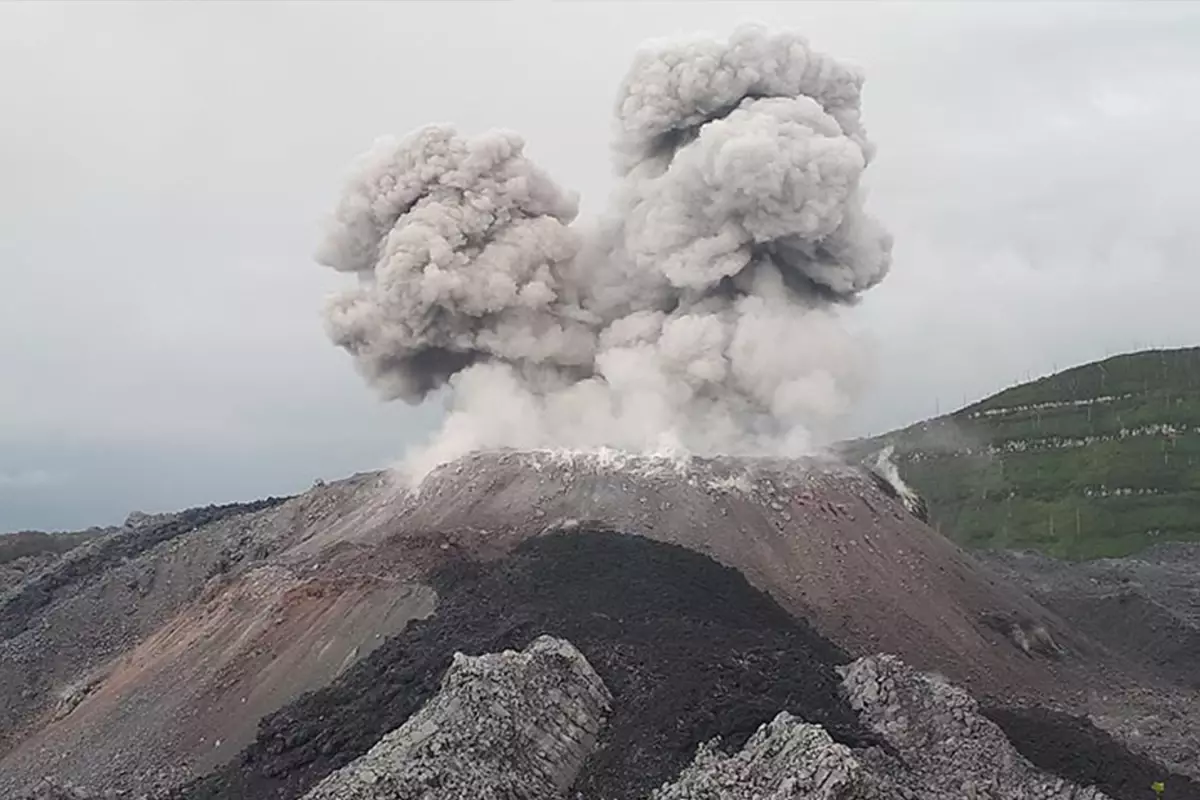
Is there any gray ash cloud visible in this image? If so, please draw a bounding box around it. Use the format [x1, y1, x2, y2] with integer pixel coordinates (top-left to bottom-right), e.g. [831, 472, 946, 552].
[315, 25, 892, 479]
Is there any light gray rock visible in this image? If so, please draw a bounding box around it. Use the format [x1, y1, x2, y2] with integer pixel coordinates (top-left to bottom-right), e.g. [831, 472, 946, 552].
[839, 654, 1109, 799]
[656, 653, 1112, 800]
[301, 635, 611, 800]
[651, 712, 874, 800]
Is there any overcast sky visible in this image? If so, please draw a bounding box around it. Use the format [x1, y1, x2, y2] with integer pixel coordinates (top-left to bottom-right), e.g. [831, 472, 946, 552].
[2, 1, 1198, 532]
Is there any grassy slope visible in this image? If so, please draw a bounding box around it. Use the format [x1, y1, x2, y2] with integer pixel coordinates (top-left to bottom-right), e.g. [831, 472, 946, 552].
[848, 347, 1200, 559]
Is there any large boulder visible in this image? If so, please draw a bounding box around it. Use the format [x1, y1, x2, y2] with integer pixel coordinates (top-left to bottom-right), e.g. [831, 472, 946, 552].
[651, 713, 871, 799]
[301, 636, 611, 800]
[654, 652, 1111, 800]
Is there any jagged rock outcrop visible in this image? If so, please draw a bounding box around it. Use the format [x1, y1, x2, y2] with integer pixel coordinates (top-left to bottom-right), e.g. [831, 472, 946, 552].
[301, 636, 611, 800]
[652, 713, 869, 799]
[20, 777, 170, 800]
[839, 653, 1108, 799]
[7, 455, 1198, 796]
[655, 653, 1111, 800]
[178, 530, 876, 800]
[293, 633, 1118, 800]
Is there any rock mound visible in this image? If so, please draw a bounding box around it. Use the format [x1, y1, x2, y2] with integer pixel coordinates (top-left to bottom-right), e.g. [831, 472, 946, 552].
[654, 653, 1117, 800]
[0, 496, 291, 756]
[392, 450, 1084, 698]
[0, 480, 404, 798]
[302, 636, 610, 800]
[261, 637, 1150, 800]
[6, 452, 1198, 795]
[840, 654, 1108, 799]
[177, 530, 876, 800]
[652, 714, 866, 799]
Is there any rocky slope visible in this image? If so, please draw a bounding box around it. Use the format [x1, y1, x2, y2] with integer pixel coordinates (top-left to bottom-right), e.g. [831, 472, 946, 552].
[658, 651, 1127, 800]
[977, 543, 1200, 774]
[0, 529, 107, 590]
[289, 639, 1133, 800]
[2, 452, 1197, 797]
[178, 529, 880, 800]
[205, 626, 1195, 800]
[301, 636, 611, 800]
[380, 450, 1085, 698]
[980, 544, 1200, 685]
[0, 485, 430, 792]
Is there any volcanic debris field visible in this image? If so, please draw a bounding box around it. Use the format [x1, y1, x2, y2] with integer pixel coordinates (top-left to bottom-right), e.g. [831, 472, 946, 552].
[984, 705, 1199, 800]
[177, 529, 1199, 800]
[178, 530, 875, 800]
[0, 498, 290, 641]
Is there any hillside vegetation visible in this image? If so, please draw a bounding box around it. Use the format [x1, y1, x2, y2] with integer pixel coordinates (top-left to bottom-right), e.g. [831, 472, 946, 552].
[850, 347, 1200, 559]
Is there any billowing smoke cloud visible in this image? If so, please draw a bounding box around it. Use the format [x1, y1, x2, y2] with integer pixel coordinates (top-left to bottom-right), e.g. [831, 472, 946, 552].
[315, 126, 593, 402]
[316, 25, 893, 480]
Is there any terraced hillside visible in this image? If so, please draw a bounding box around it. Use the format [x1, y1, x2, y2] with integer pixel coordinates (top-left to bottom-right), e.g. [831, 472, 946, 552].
[847, 347, 1200, 559]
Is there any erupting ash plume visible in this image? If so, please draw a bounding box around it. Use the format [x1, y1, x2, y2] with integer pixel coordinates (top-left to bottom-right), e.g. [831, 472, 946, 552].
[316, 25, 893, 480]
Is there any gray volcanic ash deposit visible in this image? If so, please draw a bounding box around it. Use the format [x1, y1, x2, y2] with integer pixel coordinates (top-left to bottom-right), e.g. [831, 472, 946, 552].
[4, 453, 1200, 799]
[177, 526, 1197, 800]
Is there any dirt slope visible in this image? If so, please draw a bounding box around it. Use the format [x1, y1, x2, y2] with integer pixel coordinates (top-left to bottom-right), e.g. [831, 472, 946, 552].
[374, 450, 1091, 702]
[0, 477, 434, 796]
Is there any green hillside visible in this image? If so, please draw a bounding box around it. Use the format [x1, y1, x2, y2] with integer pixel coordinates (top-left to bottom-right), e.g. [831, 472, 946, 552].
[849, 347, 1200, 559]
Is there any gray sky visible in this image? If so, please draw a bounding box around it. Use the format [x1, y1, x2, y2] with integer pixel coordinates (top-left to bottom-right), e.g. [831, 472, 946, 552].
[2, 1, 1198, 531]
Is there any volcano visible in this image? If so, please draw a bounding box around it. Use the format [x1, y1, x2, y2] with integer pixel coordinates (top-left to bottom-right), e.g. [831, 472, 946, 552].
[3, 452, 1198, 799]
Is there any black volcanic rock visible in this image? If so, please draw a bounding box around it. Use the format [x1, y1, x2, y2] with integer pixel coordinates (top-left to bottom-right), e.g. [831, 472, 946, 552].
[986, 706, 1200, 800]
[179, 530, 878, 800]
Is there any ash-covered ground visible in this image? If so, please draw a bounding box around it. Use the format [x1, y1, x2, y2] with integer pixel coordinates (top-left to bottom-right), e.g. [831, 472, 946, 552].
[179, 529, 1200, 800]
[178, 530, 878, 800]
[2, 451, 1198, 798]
